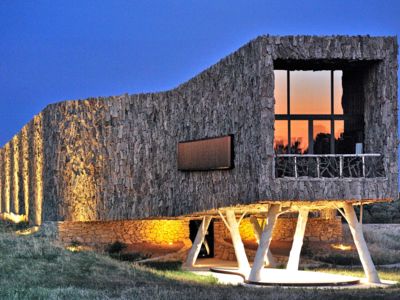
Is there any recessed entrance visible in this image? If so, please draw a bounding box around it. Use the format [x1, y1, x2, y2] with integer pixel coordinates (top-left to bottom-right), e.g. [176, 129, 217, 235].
[189, 219, 214, 258]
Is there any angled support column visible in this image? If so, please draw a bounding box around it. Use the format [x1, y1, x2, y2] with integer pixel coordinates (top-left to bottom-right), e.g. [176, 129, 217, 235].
[249, 216, 277, 267]
[249, 204, 280, 282]
[224, 209, 250, 274]
[183, 216, 212, 268]
[343, 203, 380, 283]
[286, 208, 309, 271]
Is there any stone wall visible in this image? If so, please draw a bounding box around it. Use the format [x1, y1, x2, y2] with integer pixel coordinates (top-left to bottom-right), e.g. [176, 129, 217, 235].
[43, 216, 340, 262]
[0, 36, 397, 224]
[52, 219, 190, 246]
[213, 216, 343, 261]
[35, 37, 265, 222]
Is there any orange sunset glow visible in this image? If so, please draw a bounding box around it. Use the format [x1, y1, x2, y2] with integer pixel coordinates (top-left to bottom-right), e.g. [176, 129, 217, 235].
[275, 70, 343, 115]
[274, 70, 344, 153]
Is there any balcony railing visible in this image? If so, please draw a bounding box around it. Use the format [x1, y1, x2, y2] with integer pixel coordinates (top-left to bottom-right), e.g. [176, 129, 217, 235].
[275, 154, 385, 178]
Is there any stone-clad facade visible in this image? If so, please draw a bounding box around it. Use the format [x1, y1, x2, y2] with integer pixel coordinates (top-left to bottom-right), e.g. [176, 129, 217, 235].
[0, 35, 397, 225]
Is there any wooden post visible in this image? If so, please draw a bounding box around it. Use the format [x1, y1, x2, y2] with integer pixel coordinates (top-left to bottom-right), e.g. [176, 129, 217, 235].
[225, 209, 250, 274]
[249, 204, 280, 282]
[286, 208, 309, 271]
[249, 216, 277, 267]
[183, 216, 212, 268]
[343, 203, 380, 283]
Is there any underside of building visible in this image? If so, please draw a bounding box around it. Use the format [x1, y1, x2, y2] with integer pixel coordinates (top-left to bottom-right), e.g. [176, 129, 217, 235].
[0, 35, 398, 285]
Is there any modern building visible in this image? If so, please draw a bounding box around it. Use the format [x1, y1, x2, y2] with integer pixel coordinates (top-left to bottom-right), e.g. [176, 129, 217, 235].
[0, 35, 397, 284]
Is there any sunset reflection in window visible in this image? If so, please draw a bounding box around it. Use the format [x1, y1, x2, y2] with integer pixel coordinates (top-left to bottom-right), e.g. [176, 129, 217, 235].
[274, 120, 288, 152]
[291, 71, 331, 114]
[274, 70, 344, 154]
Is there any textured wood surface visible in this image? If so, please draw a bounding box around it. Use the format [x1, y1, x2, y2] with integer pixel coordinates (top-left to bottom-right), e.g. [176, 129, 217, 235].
[0, 36, 397, 223]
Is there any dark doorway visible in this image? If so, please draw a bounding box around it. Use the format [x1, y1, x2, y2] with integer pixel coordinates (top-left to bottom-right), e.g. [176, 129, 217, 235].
[189, 219, 214, 258]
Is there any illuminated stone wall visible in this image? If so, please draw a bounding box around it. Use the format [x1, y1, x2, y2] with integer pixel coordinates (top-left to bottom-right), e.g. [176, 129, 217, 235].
[39, 45, 266, 221]
[11, 136, 19, 214]
[0, 36, 397, 223]
[52, 219, 190, 246]
[213, 217, 343, 261]
[21, 126, 29, 218]
[3, 143, 11, 213]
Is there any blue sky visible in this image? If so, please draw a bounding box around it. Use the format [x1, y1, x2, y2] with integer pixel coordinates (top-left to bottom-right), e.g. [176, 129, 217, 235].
[0, 0, 399, 146]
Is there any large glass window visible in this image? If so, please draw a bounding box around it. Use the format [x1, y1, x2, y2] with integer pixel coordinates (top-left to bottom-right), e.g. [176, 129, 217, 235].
[313, 120, 331, 154]
[274, 120, 288, 151]
[291, 71, 331, 114]
[274, 70, 287, 114]
[291, 121, 308, 154]
[274, 70, 347, 154]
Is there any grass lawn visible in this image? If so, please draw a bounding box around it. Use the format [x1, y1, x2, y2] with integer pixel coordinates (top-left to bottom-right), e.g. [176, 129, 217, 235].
[0, 222, 399, 299]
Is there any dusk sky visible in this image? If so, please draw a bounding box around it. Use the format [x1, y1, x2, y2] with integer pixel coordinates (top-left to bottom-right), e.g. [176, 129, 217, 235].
[0, 0, 399, 146]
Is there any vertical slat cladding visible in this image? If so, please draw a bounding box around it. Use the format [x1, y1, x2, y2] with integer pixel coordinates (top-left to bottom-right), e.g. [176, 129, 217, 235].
[33, 114, 44, 225]
[11, 135, 19, 214]
[28, 119, 36, 225]
[3, 147, 6, 213]
[3, 151, 6, 214]
[0, 148, 3, 212]
[22, 126, 30, 218]
[4, 143, 11, 213]
[17, 134, 23, 215]
[2, 147, 6, 213]
[8, 141, 13, 213]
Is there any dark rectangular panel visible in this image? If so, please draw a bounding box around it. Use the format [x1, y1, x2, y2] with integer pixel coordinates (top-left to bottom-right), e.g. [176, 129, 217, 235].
[178, 135, 234, 171]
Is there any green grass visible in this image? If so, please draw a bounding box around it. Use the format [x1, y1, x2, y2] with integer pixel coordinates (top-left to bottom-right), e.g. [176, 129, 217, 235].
[0, 222, 399, 299]
[313, 268, 400, 283]
[304, 224, 400, 266]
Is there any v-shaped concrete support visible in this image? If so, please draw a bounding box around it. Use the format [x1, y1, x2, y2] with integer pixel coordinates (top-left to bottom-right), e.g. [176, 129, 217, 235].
[343, 203, 380, 283]
[224, 209, 250, 274]
[249, 216, 277, 267]
[249, 204, 280, 282]
[287, 208, 309, 271]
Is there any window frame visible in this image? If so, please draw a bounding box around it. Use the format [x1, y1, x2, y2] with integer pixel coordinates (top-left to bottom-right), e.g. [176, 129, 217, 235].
[275, 70, 359, 154]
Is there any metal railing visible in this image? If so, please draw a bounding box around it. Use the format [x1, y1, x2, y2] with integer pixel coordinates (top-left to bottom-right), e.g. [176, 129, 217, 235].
[275, 154, 385, 178]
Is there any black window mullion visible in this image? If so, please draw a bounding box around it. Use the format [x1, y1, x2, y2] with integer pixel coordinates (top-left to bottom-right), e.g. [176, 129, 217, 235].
[330, 70, 335, 154]
[287, 70, 291, 154]
[308, 120, 314, 154]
